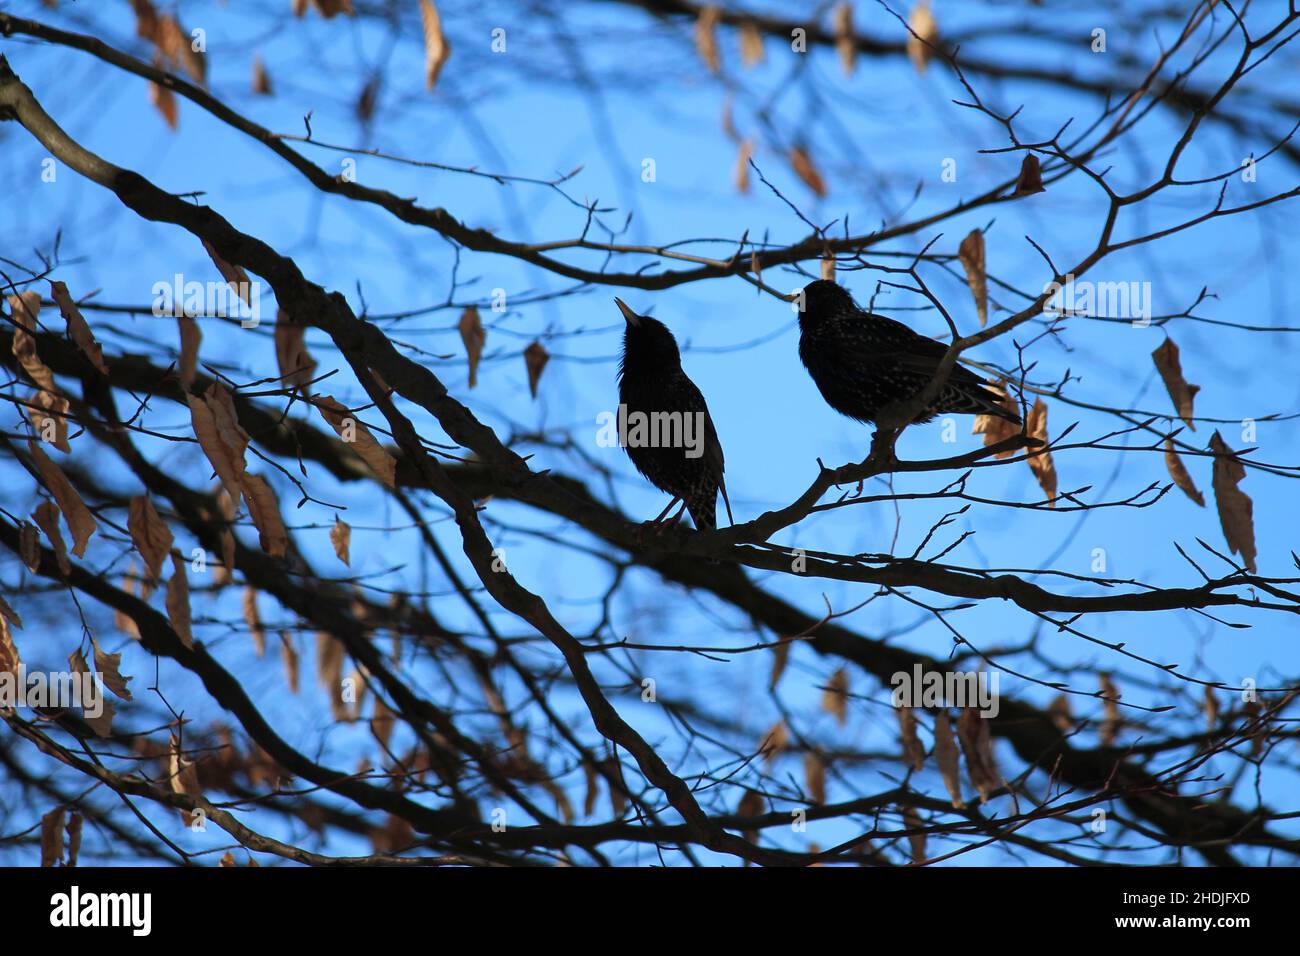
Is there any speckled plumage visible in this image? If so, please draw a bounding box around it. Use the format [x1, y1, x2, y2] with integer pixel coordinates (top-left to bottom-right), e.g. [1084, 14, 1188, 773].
[616, 299, 729, 531]
[797, 280, 1022, 427]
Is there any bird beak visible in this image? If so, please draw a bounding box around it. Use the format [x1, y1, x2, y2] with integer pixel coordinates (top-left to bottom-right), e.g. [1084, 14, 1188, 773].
[614, 298, 640, 327]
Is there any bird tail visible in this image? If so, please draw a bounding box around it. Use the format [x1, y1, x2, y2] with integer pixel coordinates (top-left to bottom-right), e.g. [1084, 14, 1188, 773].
[969, 383, 1023, 426]
[719, 477, 734, 527]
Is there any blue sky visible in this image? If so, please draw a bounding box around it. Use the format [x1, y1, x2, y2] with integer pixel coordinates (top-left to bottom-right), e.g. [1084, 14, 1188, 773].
[2, 0, 1297, 864]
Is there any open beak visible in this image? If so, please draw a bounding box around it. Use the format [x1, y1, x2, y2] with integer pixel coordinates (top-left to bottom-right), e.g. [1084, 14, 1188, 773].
[614, 298, 640, 326]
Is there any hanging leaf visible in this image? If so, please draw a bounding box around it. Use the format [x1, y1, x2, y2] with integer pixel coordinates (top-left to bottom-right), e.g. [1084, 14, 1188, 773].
[895, 705, 925, 771]
[789, 146, 827, 197]
[274, 309, 317, 393]
[0, 606, 20, 678]
[240, 473, 289, 558]
[956, 707, 1002, 803]
[523, 340, 549, 399]
[932, 710, 964, 808]
[49, 281, 108, 374]
[149, 75, 179, 129]
[69, 650, 114, 736]
[242, 587, 266, 658]
[458, 306, 486, 388]
[200, 239, 251, 306]
[280, 631, 300, 693]
[1151, 337, 1200, 430]
[330, 516, 352, 566]
[1025, 398, 1057, 505]
[902, 806, 926, 862]
[821, 667, 849, 726]
[1014, 154, 1046, 196]
[315, 395, 398, 487]
[739, 21, 765, 66]
[804, 751, 827, 804]
[958, 229, 988, 327]
[40, 807, 65, 867]
[1208, 431, 1257, 572]
[971, 382, 1020, 456]
[419, 0, 452, 90]
[166, 552, 194, 648]
[127, 495, 173, 584]
[251, 54, 273, 95]
[833, 3, 857, 75]
[1099, 673, 1121, 746]
[29, 442, 96, 556]
[168, 735, 202, 826]
[1163, 439, 1205, 506]
[769, 637, 792, 690]
[187, 386, 249, 504]
[694, 5, 722, 74]
[177, 314, 201, 392]
[734, 138, 753, 193]
[760, 720, 788, 765]
[820, 254, 836, 282]
[31, 501, 70, 576]
[19, 522, 40, 574]
[1048, 693, 1073, 732]
[92, 638, 134, 701]
[906, 0, 938, 74]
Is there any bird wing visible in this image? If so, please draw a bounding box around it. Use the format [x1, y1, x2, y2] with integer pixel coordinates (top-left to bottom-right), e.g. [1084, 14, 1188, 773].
[843, 313, 991, 387]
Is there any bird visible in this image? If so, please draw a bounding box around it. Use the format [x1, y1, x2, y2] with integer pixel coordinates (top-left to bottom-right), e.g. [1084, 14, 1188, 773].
[796, 279, 1022, 429]
[615, 298, 731, 531]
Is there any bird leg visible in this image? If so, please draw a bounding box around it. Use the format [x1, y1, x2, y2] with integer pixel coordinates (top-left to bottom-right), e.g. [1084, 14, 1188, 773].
[636, 498, 685, 543]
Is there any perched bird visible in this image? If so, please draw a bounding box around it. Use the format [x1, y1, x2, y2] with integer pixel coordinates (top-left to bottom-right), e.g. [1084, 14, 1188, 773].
[796, 280, 1022, 428]
[615, 298, 731, 531]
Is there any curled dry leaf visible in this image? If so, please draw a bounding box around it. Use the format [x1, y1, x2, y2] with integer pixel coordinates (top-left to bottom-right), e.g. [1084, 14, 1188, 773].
[166, 552, 194, 648]
[251, 54, 272, 95]
[149, 76, 179, 129]
[1014, 154, 1046, 196]
[69, 650, 114, 737]
[1208, 431, 1257, 572]
[66, 813, 82, 867]
[92, 638, 134, 701]
[736, 788, 764, 843]
[1151, 337, 1200, 430]
[29, 442, 96, 556]
[956, 707, 1002, 803]
[458, 306, 486, 388]
[32, 501, 71, 576]
[903, 806, 926, 863]
[1025, 398, 1057, 505]
[315, 395, 398, 487]
[0, 608, 20, 678]
[822, 667, 849, 726]
[932, 710, 964, 808]
[169, 735, 202, 826]
[906, 0, 938, 74]
[187, 385, 248, 503]
[1204, 685, 1220, 732]
[769, 637, 792, 690]
[371, 696, 396, 750]
[958, 229, 988, 327]
[971, 382, 1016, 454]
[895, 705, 925, 771]
[739, 20, 765, 66]
[19, 521, 41, 574]
[200, 239, 251, 305]
[789, 145, 827, 197]
[114, 567, 141, 641]
[49, 281, 108, 374]
[177, 314, 201, 391]
[523, 340, 549, 399]
[240, 472, 289, 558]
[274, 309, 317, 393]
[820, 254, 836, 282]
[804, 750, 827, 804]
[156, 14, 205, 86]
[242, 587, 266, 658]
[1162, 439, 1205, 506]
[734, 138, 753, 193]
[280, 631, 300, 694]
[760, 720, 789, 764]
[0, 595, 21, 631]
[1048, 693, 1073, 732]
[694, 5, 722, 74]
[10, 291, 70, 451]
[419, 0, 451, 90]
[1099, 673, 1121, 746]
[128, 495, 173, 583]
[330, 516, 352, 567]
[833, 3, 856, 75]
[317, 631, 348, 721]
[40, 807, 65, 867]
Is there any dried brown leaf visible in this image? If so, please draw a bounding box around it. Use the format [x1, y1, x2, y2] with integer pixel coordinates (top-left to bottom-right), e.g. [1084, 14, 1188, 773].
[29, 442, 96, 556]
[419, 0, 451, 90]
[1025, 398, 1057, 505]
[906, 0, 938, 74]
[251, 54, 272, 95]
[822, 667, 849, 726]
[1014, 154, 1046, 196]
[40, 807, 65, 867]
[694, 5, 722, 74]
[330, 516, 351, 567]
[128, 495, 173, 583]
[523, 340, 549, 399]
[833, 3, 856, 75]
[240, 472, 289, 558]
[315, 395, 398, 488]
[92, 637, 134, 701]
[274, 309, 317, 392]
[242, 587, 266, 658]
[1152, 337, 1200, 430]
[957, 229, 988, 327]
[166, 552, 194, 648]
[932, 710, 964, 808]
[895, 705, 925, 771]
[458, 306, 486, 389]
[739, 21, 765, 66]
[49, 280, 108, 374]
[1163, 438, 1205, 507]
[789, 145, 827, 197]
[1209, 431, 1257, 572]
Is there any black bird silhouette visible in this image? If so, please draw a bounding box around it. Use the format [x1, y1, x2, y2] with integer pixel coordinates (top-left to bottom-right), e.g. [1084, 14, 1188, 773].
[616, 298, 731, 531]
[797, 280, 1022, 428]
